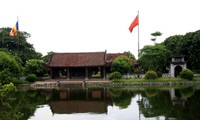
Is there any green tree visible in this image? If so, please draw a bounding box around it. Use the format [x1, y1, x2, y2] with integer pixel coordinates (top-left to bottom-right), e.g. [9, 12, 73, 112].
[180, 30, 200, 70]
[42, 51, 53, 62]
[0, 28, 42, 66]
[0, 51, 22, 83]
[126, 51, 136, 60]
[162, 35, 184, 55]
[111, 56, 132, 74]
[24, 59, 46, 77]
[162, 30, 200, 71]
[151, 31, 162, 44]
[138, 44, 170, 72]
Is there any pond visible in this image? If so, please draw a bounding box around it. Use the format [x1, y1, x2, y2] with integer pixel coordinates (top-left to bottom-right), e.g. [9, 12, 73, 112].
[3, 86, 200, 120]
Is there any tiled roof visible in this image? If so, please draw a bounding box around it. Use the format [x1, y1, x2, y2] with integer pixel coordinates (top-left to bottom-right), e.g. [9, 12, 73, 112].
[106, 53, 129, 62]
[48, 52, 105, 67]
[105, 53, 130, 66]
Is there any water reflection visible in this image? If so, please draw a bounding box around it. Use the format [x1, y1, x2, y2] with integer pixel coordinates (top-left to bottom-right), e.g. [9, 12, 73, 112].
[48, 88, 112, 114]
[5, 86, 200, 120]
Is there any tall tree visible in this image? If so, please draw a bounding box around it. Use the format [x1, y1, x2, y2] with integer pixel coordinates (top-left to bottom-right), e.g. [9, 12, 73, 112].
[151, 31, 162, 44]
[162, 30, 200, 71]
[0, 51, 22, 83]
[162, 35, 184, 55]
[0, 28, 42, 65]
[111, 56, 132, 74]
[180, 30, 200, 70]
[24, 59, 46, 77]
[137, 44, 170, 72]
[42, 51, 53, 63]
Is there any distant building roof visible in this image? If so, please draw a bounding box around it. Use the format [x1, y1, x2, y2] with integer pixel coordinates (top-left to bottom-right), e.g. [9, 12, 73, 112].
[106, 53, 129, 62]
[48, 52, 105, 67]
[105, 53, 130, 66]
[47, 51, 137, 67]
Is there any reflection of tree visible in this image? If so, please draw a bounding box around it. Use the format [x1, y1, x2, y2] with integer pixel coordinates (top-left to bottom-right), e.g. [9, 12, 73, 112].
[0, 86, 47, 120]
[0, 83, 22, 120]
[139, 88, 200, 120]
[180, 87, 194, 98]
[139, 90, 173, 118]
[111, 89, 135, 109]
[145, 88, 158, 97]
[12, 90, 46, 120]
[173, 89, 200, 120]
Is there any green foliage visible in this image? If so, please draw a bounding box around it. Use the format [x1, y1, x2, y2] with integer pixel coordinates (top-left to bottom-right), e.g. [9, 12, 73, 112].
[163, 35, 184, 55]
[180, 69, 193, 80]
[145, 88, 158, 97]
[151, 31, 162, 43]
[111, 56, 132, 74]
[163, 30, 200, 70]
[126, 51, 136, 60]
[145, 71, 158, 80]
[0, 84, 46, 120]
[180, 87, 194, 98]
[109, 72, 122, 80]
[111, 89, 133, 109]
[138, 44, 170, 71]
[42, 51, 53, 62]
[156, 71, 162, 78]
[0, 83, 23, 120]
[0, 28, 42, 66]
[0, 51, 22, 80]
[0, 69, 14, 85]
[25, 74, 37, 82]
[24, 59, 46, 77]
[151, 31, 162, 37]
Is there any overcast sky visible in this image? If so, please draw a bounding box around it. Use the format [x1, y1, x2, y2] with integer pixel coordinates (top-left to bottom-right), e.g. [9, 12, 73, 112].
[1, 0, 200, 58]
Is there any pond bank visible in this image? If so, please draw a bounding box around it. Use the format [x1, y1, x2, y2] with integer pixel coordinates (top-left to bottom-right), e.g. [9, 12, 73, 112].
[16, 79, 200, 88]
[86, 81, 200, 87]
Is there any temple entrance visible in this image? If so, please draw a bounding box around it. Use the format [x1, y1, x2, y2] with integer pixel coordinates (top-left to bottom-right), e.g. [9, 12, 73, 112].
[174, 66, 182, 77]
[169, 55, 186, 78]
[70, 67, 85, 79]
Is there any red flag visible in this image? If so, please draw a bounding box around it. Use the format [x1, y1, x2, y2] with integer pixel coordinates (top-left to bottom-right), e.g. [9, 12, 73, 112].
[129, 15, 138, 32]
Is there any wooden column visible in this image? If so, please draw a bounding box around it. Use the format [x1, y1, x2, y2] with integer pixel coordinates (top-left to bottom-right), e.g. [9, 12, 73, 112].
[103, 66, 106, 79]
[85, 67, 88, 80]
[67, 68, 70, 80]
[50, 68, 53, 79]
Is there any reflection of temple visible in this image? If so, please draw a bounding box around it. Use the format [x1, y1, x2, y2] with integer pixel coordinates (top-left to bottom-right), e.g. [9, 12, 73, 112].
[48, 88, 112, 114]
[169, 89, 187, 106]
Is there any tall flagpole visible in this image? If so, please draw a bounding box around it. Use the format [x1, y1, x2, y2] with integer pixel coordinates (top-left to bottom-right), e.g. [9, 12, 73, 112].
[137, 11, 140, 59]
[17, 16, 19, 30]
[17, 16, 19, 55]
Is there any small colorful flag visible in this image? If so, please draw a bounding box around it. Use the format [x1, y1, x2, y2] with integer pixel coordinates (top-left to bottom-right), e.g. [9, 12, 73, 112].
[129, 15, 138, 32]
[10, 21, 19, 36]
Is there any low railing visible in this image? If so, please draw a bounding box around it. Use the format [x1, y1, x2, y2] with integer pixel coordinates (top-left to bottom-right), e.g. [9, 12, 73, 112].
[123, 73, 171, 79]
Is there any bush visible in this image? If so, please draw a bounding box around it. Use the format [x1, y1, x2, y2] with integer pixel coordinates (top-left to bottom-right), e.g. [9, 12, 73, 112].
[24, 59, 46, 77]
[25, 74, 37, 82]
[145, 71, 157, 80]
[109, 72, 122, 80]
[180, 69, 193, 80]
[0, 69, 14, 85]
[156, 71, 162, 78]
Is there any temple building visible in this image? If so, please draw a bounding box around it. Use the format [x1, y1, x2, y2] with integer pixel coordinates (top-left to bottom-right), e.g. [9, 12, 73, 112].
[47, 51, 136, 80]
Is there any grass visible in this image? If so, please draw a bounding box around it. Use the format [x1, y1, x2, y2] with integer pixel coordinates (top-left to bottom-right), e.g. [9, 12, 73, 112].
[12, 79, 29, 84]
[112, 77, 200, 83]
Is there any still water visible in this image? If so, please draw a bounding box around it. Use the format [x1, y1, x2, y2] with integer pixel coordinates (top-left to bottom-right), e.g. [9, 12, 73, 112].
[6, 86, 200, 120]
